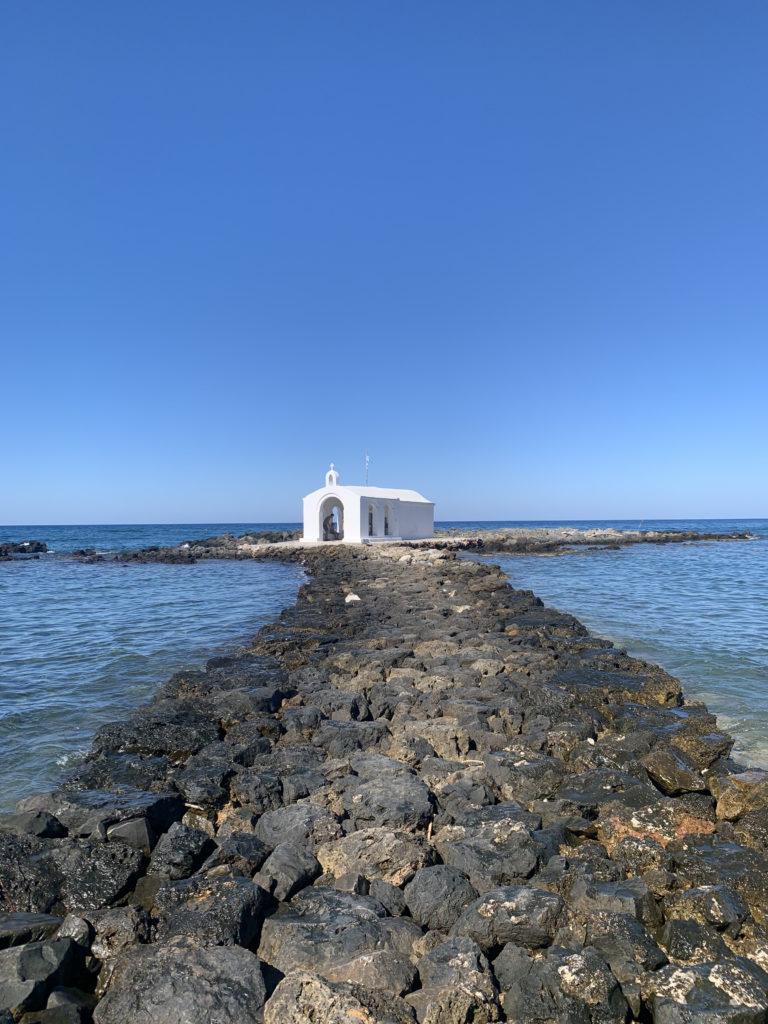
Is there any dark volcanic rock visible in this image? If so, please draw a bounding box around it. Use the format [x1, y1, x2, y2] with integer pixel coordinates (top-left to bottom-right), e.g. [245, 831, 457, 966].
[664, 884, 749, 935]
[642, 748, 708, 795]
[667, 835, 768, 916]
[408, 936, 500, 1023]
[148, 821, 215, 879]
[229, 769, 283, 813]
[154, 876, 270, 947]
[658, 917, 730, 964]
[253, 842, 321, 901]
[60, 753, 179, 795]
[403, 865, 478, 932]
[14, 788, 183, 845]
[368, 879, 406, 917]
[496, 944, 629, 1024]
[0, 835, 144, 916]
[0, 939, 78, 1019]
[0, 836, 63, 915]
[48, 840, 146, 914]
[264, 970, 416, 1024]
[0, 540, 47, 555]
[642, 961, 768, 1023]
[90, 705, 221, 760]
[316, 827, 437, 886]
[433, 819, 543, 893]
[339, 755, 435, 831]
[0, 811, 66, 839]
[199, 833, 269, 876]
[257, 888, 420, 979]
[324, 949, 418, 997]
[253, 802, 341, 851]
[452, 886, 565, 954]
[88, 906, 151, 963]
[710, 768, 768, 820]
[312, 719, 391, 757]
[92, 937, 267, 1023]
[0, 914, 63, 951]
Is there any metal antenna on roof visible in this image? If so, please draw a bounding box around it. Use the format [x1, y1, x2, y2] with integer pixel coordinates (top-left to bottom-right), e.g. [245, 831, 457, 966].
[365, 452, 370, 486]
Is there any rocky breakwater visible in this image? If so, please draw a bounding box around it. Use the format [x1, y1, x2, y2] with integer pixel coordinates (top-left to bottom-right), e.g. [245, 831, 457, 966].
[98, 525, 753, 564]
[0, 541, 47, 562]
[79, 529, 302, 564]
[2, 544, 768, 1023]
[433, 526, 753, 554]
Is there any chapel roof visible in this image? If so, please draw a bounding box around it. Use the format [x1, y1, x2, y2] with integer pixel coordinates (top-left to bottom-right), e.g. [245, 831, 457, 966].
[337, 484, 433, 503]
[304, 464, 432, 504]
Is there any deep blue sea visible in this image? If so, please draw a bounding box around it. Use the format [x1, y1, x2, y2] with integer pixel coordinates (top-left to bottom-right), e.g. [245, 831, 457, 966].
[0, 519, 765, 811]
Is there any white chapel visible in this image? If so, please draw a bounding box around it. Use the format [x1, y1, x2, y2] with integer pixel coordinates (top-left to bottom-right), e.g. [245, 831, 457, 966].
[302, 464, 434, 543]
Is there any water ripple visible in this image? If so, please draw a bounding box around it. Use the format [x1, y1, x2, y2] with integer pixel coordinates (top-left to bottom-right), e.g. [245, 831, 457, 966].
[0, 557, 305, 810]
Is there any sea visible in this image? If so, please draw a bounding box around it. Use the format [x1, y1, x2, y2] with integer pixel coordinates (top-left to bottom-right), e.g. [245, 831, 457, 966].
[0, 519, 765, 812]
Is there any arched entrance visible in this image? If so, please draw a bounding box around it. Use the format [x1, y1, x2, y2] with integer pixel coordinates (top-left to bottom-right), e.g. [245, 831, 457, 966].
[319, 494, 344, 541]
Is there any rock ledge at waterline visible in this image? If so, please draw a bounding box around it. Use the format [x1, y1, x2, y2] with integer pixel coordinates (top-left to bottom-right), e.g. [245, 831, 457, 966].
[2, 537, 767, 1024]
[74, 523, 751, 563]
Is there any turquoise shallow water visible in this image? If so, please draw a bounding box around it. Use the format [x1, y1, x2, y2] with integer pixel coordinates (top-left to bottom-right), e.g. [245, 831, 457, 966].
[0, 548, 305, 811]
[0, 519, 765, 811]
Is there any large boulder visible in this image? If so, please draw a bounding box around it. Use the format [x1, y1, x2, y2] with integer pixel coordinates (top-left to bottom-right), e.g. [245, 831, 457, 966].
[92, 937, 267, 1023]
[199, 833, 269, 876]
[253, 842, 321, 901]
[254, 803, 341, 851]
[323, 950, 418, 997]
[14, 789, 183, 846]
[263, 970, 416, 1024]
[403, 866, 478, 932]
[496, 944, 629, 1024]
[710, 770, 768, 821]
[148, 821, 215, 879]
[90, 704, 221, 760]
[642, 961, 768, 1024]
[0, 939, 79, 1019]
[667, 836, 768, 920]
[1, 836, 145, 916]
[0, 836, 63, 914]
[451, 886, 564, 954]
[407, 936, 501, 1024]
[664, 886, 749, 936]
[47, 840, 146, 914]
[154, 877, 270, 947]
[316, 827, 437, 886]
[433, 820, 543, 893]
[339, 756, 435, 832]
[642, 748, 708, 796]
[229, 770, 283, 814]
[258, 888, 420, 980]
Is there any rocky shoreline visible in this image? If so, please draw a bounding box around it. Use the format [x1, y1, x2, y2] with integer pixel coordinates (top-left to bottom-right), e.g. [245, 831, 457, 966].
[2, 541, 768, 1022]
[0, 541, 47, 561]
[62, 525, 752, 564]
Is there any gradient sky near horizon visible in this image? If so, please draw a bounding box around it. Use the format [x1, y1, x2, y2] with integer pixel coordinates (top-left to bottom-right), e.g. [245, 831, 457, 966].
[2, 2, 767, 524]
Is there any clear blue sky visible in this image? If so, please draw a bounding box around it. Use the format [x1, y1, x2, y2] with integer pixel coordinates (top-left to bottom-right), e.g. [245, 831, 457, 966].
[2, 2, 766, 523]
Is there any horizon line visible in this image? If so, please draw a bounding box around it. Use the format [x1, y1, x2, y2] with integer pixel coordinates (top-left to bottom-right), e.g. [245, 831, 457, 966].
[1, 516, 765, 529]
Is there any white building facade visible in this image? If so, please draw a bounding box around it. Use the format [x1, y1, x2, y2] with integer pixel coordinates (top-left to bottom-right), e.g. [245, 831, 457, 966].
[302, 464, 434, 544]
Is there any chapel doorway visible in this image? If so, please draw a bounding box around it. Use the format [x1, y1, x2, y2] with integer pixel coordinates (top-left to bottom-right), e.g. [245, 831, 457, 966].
[319, 495, 344, 541]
